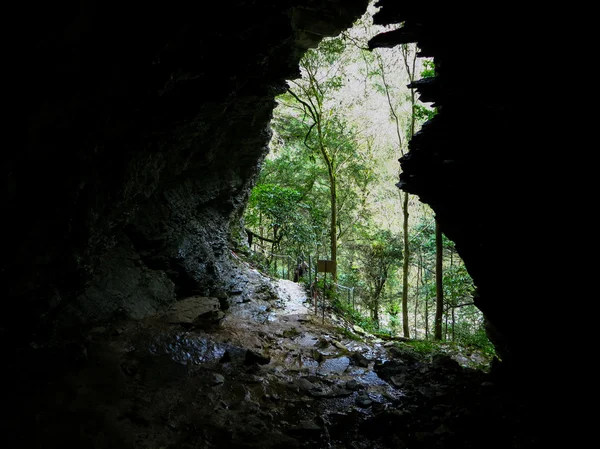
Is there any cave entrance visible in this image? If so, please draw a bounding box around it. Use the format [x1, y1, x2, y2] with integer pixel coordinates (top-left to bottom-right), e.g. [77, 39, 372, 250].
[241, 3, 491, 358]
[12, 1, 551, 447]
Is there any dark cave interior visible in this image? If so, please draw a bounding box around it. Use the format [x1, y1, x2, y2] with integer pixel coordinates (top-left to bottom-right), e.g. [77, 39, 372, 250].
[10, 1, 571, 447]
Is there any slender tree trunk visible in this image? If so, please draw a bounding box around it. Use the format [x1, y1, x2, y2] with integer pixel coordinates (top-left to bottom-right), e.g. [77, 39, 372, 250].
[330, 173, 338, 282]
[399, 44, 418, 339]
[402, 192, 410, 338]
[373, 51, 409, 334]
[286, 81, 338, 282]
[425, 295, 429, 339]
[318, 114, 337, 282]
[272, 235, 277, 277]
[258, 211, 263, 253]
[434, 218, 444, 340]
[451, 307, 455, 341]
[444, 310, 448, 341]
[371, 278, 385, 329]
[414, 250, 420, 339]
[423, 247, 429, 339]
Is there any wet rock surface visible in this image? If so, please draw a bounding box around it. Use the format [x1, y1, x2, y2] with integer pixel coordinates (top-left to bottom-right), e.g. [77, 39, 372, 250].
[5, 274, 542, 448]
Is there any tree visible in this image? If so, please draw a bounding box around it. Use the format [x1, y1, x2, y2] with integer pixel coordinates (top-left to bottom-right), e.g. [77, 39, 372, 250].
[353, 229, 403, 327]
[410, 58, 444, 341]
[282, 36, 362, 281]
[434, 218, 444, 340]
[442, 262, 475, 341]
[367, 42, 419, 338]
[244, 183, 315, 273]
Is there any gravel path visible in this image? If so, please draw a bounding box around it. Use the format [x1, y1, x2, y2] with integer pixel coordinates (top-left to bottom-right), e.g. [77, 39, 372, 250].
[274, 279, 311, 316]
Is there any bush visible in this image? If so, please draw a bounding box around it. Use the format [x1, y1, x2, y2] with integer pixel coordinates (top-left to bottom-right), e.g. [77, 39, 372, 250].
[331, 297, 380, 334]
[453, 322, 496, 358]
[402, 339, 442, 356]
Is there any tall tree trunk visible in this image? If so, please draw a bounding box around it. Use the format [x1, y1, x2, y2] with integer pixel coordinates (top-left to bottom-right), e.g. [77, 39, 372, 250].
[399, 44, 417, 339]
[316, 98, 337, 282]
[422, 244, 429, 339]
[444, 310, 449, 341]
[451, 307, 455, 341]
[402, 191, 410, 337]
[286, 81, 338, 282]
[330, 174, 338, 282]
[434, 218, 444, 340]
[373, 51, 409, 333]
[414, 250, 421, 339]
[425, 295, 429, 339]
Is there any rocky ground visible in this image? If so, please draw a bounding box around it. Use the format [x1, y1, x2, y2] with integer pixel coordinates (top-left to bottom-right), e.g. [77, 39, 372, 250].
[4, 267, 543, 449]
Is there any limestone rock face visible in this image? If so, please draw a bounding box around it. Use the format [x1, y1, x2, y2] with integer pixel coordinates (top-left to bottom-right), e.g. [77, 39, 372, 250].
[11, 0, 368, 338]
[162, 296, 223, 326]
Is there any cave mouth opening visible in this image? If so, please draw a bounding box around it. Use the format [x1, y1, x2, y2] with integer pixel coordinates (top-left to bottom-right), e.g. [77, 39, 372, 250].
[241, 3, 493, 367]
[9, 1, 557, 447]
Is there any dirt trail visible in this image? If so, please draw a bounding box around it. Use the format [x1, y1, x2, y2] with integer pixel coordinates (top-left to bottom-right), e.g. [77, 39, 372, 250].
[273, 279, 311, 316]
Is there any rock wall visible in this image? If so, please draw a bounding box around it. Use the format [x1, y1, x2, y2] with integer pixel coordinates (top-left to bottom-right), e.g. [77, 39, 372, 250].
[11, 0, 368, 342]
[368, 1, 562, 384]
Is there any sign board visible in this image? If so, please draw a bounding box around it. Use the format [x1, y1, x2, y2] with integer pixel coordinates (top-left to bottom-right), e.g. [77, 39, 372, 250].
[317, 259, 336, 273]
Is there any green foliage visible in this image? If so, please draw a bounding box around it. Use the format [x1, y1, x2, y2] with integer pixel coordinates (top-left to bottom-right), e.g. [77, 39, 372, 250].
[295, 36, 348, 104]
[386, 301, 401, 316]
[414, 59, 436, 122]
[409, 218, 436, 255]
[241, 17, 491, 360]
[344, 228, 403, 326]
[410, 218, 460, 260]
[452, 322, 496, 359]
[304, 36, 346, 67]
[400, 339, 441, 356]
[414, 104, 436, 122]
[331, 297, 379, 334]
[395, 338, 494, 371]
[443, 264, 474, 305]
[372, 328, 393, 338]
[245, 183, 318, 255]
[335, 326, 362, 341]
[420, 59, 436, 78]
[246, 183, 302, 225]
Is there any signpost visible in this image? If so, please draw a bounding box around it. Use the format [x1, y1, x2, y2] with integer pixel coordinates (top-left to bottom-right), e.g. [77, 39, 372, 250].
[317, 260, 336, 274]
[316, 260, 335, 323]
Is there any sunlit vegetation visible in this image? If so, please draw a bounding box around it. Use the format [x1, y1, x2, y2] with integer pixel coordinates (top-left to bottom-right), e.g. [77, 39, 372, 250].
[241, 3, 494, 360]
